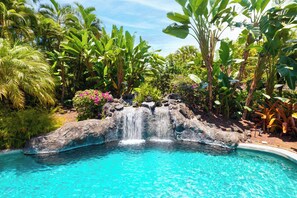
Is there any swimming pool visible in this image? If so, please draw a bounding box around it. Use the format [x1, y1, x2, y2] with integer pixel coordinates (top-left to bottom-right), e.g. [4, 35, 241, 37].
[1, 143, 296, 197]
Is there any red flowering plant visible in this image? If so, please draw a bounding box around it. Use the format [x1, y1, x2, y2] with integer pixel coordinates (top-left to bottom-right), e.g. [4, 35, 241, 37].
[73, 89, 113, 120]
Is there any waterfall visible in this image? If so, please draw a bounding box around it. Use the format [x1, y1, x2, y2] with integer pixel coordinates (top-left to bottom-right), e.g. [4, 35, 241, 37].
[149, 107, 173, 143]
[120, 107, 145, 145]
[118, 106, 173, 145]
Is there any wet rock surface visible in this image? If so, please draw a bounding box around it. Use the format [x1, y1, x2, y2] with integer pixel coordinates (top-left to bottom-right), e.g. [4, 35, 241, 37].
[24, 100, 247, 154]
[23, 118, 118, 154]
[141, 102, 156, 111]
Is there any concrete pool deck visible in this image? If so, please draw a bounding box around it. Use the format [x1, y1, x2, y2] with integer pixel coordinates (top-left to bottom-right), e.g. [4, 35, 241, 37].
[238, 143, 297, 164]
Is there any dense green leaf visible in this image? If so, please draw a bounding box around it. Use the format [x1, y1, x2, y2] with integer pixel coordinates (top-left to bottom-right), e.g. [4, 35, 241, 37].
[219, 40, 231, 66]
[188, 74, 202, 84]
[189, 0, 203, 13]
[105, 39, 113, 51]
[277, 55, 297, 90]
[167, 12, 190, 24]
[175, 0, 188, 7]
[163, 23, 189, 39]
[125, 31, 134, 53]
[218, 0, 229, 12]
[261, 0, 270, 11]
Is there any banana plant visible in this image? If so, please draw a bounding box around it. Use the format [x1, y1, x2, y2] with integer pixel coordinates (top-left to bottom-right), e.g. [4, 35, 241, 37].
[163, 0, 237, 111]
[242, 2, 297, 119]
[61, 30, 95, 91]
[233, 0, 271, 84]
[92, 26, 161, 98]
[0, 0, 34, 42]
[47, 50, 71, 103]
[71, 3, 101, 38]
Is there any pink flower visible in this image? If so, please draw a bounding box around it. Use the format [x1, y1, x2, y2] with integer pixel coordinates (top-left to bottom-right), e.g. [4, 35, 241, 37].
[107, 95, 113, 102]
[191, 84, 198, 89]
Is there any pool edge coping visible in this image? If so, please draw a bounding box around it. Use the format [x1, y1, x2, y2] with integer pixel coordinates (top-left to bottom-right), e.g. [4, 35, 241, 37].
[238, 143, 297, 164]
[1, 144, 297, 165]
[0, 149, 22, 156]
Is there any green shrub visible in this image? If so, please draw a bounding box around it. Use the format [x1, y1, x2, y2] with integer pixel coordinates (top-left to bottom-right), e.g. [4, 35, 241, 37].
[134, 83, 162, 103]
[170, 75, 207, 111]
[0, 108, 60, 149]
[73, 90, 113, 121]
[283, 91, 297, 104]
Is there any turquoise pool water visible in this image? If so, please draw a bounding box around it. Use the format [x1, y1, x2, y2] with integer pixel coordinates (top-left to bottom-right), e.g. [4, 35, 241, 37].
[0, 143, 296, 197]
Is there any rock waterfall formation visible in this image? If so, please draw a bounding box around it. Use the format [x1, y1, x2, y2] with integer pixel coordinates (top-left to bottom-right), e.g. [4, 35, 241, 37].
[120, 107, 145, 144]
[23, 99, 247, 154]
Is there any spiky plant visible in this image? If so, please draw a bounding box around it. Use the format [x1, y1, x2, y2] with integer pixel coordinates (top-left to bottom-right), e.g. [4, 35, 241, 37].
[0, 39, 55, 108]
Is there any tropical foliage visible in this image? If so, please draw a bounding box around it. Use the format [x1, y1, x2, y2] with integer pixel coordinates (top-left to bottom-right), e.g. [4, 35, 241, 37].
[0, 39, 55, 108]
[0, 107, 61, 149]
[0, 0, 296, 149]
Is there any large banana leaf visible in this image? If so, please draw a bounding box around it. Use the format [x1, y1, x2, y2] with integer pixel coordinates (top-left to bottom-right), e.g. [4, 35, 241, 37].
[163, 23, 189, 39]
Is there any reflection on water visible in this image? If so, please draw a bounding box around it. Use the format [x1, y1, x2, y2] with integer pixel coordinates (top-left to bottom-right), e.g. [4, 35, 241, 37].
[1, 141, 296, 176]
[0, 141, 233, 171]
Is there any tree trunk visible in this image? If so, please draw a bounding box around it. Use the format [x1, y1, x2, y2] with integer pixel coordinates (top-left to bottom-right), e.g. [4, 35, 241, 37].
[242, 54, 266, 119]
[61, 64, 66, 104]
[207, 32, 216, 111]
[206, 59, 213, 111]
[235, 33, 254, 88]
[265, 56, 277, 97]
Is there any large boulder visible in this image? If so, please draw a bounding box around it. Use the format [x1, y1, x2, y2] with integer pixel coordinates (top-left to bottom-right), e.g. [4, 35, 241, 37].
[169, 104, 246, 147]
[23, 118, 118, 154]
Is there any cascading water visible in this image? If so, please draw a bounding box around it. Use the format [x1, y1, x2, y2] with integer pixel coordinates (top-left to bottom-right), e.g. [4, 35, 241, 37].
[148, 107, 173, 143]
[118, 106, 173, 145]
[120, 107, 145, 145]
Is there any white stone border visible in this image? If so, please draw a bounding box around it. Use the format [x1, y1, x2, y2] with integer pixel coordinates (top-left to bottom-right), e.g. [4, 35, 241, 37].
[0, 149, 21, 156]
[238, 143, 297, 164]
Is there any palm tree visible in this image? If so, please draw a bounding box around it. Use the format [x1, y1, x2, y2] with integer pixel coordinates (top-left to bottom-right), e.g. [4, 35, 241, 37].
[72, 3, 101, 38]
[0, 39, 55, 108]
[38, 0, 73, 50]
[0, 0, 34, 42]
[39, 0, 73, 28]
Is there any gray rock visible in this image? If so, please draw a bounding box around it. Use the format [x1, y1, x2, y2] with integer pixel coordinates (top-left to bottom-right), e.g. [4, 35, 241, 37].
[162, 99, 168, 103]
[246, 130, 252, 137]
[145, 96, 153, 102]
[169, 105, 178, 110]
[156, 101, 162, 107]
[23, 118, 117, 154]
[167, 93, 180, 100]
[24, 100, 247, 154]
[102, 103, 115, 117]
[168, 99, 177, 105]
[226, 128, 232, 132]
[115, 104, 124, 111]
[235, 128, 243, 133]
[179, 103, 195, 119]
[142, 102, 156, 111]
[132, 102, 138, 107]
[112, 99, 121, 103]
